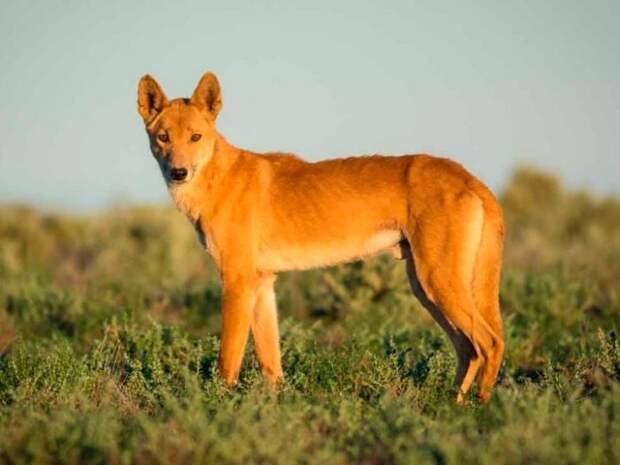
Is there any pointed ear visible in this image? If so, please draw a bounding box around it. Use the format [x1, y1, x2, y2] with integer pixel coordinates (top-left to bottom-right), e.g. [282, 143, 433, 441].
[191, 72, 222, 118]
[137, 74, 168, 123]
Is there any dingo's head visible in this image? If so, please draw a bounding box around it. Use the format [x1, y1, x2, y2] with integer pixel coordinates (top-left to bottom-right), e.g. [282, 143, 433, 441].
[137, 72, 222, 186]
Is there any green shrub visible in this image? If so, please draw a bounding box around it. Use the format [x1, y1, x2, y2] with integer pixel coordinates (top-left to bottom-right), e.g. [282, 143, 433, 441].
[0, 167, 618, 464]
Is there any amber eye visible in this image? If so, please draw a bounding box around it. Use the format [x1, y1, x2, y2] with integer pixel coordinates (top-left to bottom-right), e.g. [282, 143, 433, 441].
[157, 132, 169, 143]
[191, 133, 202, 142]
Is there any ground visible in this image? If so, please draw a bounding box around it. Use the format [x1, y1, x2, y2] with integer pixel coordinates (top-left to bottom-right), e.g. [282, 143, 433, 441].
[0, 167, 618, 465]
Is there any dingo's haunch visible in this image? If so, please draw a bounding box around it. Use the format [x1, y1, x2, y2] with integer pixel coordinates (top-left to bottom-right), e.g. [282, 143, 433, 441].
[137, 72, 505, 402]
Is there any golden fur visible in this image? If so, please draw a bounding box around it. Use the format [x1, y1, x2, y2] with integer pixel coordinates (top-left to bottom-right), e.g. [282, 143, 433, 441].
[137, 72, 505, 402]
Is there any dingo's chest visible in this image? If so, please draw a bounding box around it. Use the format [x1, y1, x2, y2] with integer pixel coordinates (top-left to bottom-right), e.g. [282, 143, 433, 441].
[193, 217, 219, 259]
[194, 219, 208, 250]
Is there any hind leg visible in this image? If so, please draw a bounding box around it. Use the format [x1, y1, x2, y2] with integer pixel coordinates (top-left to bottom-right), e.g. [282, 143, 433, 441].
[472, 225, 505, 401]
[475, 300, 503, 402]
[405, 192, 502, 402]
[405, 254, 481, 402]
[424, 275, 499, 402]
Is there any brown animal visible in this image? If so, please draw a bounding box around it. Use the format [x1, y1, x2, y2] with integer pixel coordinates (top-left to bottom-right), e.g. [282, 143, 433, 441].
[137, 72, 505, 402]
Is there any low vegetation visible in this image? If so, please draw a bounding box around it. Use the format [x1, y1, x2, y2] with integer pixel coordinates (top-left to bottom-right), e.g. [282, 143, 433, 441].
[0, 166, 619, 464]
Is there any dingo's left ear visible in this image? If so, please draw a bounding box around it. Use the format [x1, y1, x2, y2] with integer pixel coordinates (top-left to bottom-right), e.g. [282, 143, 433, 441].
[191, 72, 222, 119]
[137, 75, 168, 123]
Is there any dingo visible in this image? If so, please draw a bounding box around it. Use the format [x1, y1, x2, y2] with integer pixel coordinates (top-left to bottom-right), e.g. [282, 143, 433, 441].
[137, 72, 504, 402]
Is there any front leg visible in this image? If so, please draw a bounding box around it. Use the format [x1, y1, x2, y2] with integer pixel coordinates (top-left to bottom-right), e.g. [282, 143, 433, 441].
[251, 273, 283, 386]
[218, 274, 258, 386]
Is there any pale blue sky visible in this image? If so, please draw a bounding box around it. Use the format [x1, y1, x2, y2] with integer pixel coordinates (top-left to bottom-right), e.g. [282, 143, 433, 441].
[1, 0, 618, 211]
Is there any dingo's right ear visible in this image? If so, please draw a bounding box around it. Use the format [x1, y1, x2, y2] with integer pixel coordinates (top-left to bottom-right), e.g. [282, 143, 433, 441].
[137, 75, 169, 123]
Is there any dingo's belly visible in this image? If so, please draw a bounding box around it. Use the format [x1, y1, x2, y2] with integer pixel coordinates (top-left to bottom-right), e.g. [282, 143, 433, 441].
[256, 229, 403, 271]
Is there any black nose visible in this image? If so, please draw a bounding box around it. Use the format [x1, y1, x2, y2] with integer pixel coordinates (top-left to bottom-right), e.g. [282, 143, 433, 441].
[170, 167, 188, 181]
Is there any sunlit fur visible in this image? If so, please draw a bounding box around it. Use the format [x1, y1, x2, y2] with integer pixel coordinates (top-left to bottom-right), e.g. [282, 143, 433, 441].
[137, 72, 505, 402]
